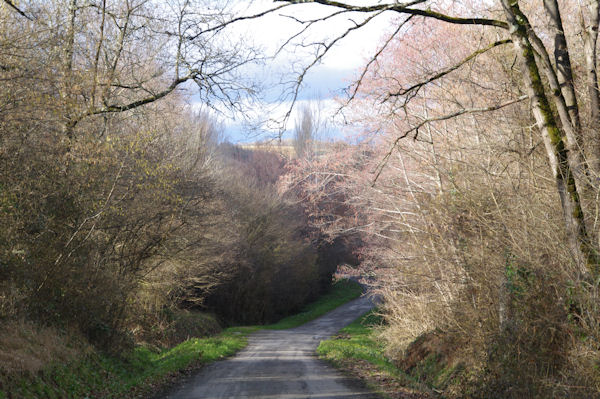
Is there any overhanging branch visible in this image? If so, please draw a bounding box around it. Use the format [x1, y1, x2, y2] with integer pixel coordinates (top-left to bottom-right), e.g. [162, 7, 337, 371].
[3, 0, 33, 20]
[188, 3, 293, 39]
[275, 0, 508, 29]
[71, 74, 193, 128]
[277, 9, 386, 138]
[346, 15, 415, 104]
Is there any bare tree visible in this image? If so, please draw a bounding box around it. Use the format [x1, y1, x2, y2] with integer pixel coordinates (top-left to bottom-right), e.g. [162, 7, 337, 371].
[293, 104, 315, 158]
[4, 0, 264, 138]
[271, 0, 600, 275]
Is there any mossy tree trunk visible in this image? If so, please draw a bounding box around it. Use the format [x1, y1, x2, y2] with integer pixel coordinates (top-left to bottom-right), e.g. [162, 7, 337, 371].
[581, 0, 600, 173]
[543, 0, 581, 134]
[542, 0, 590, 185]
[501, 0, 599, 276]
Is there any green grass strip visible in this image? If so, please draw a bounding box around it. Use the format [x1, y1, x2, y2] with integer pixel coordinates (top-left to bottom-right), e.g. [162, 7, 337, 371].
[317, 310, 425, 397]
[317, 310, 395, 372]
[264, 279, 363, 330]
[225, 279, 363, 334]
[0, 279, 363, 399]
[0, 331, 247, 399]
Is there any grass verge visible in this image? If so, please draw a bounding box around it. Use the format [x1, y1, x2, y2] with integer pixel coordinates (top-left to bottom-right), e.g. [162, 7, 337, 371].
[264, 279, 363, 330]
[0, 279, 363, 399]
[0, 331, 246, 399]
[317, 310, 435, 399]
[224, 278, 363, 334]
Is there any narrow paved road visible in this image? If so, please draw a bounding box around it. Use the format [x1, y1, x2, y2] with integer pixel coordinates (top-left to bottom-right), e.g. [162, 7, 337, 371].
[162, 295, 379, 399]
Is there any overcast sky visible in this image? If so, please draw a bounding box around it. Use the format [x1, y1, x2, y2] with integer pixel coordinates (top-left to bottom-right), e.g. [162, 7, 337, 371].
[192, 1, 397, 143]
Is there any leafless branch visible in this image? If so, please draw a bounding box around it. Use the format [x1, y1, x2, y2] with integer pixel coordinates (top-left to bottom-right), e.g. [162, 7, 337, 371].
[385, 39, 512, 101]
[372, 95, 529, 184]
[188, 3, 293, 39]
[275, 8, 351, 57]
[3, 0, 33, 20]
[278, 10, 386, 138]
[275, 0, 508, 29]
[345, 15, 415, 105]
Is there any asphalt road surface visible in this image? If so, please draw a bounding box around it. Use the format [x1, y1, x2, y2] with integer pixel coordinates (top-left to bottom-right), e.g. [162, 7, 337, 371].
[162, 295, 379, 399]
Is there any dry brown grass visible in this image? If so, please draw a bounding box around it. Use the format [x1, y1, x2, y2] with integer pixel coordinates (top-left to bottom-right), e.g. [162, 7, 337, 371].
[0, 321, 91, 374]
[355, 105, 600, 397]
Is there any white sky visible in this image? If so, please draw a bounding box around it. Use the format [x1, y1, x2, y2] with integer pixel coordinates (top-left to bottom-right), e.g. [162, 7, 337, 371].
[204, 1, 398, 142]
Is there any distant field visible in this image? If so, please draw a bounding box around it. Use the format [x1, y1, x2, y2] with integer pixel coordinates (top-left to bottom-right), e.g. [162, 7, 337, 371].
[240, 143, 296, 158]
[239, 140, 334, 159]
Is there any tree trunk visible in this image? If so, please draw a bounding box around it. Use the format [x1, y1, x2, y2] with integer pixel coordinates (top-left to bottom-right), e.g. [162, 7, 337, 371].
[501, 0, 598, 276]
[582, 0, 600, 172]
[543, 0, 581, 132]
[61, 0, 78, 139]
[543, 0, 591, 186]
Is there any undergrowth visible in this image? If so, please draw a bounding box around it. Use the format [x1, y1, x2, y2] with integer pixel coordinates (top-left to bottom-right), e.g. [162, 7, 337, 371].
[263, 279, 363, 330]
[0, 278, 363, 398]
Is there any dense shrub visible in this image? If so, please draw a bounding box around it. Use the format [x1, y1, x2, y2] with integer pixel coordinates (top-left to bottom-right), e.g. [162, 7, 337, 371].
[367, 132, 600, 397]
[196, 148, 337, 324]
[0, 0, 347, 377]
